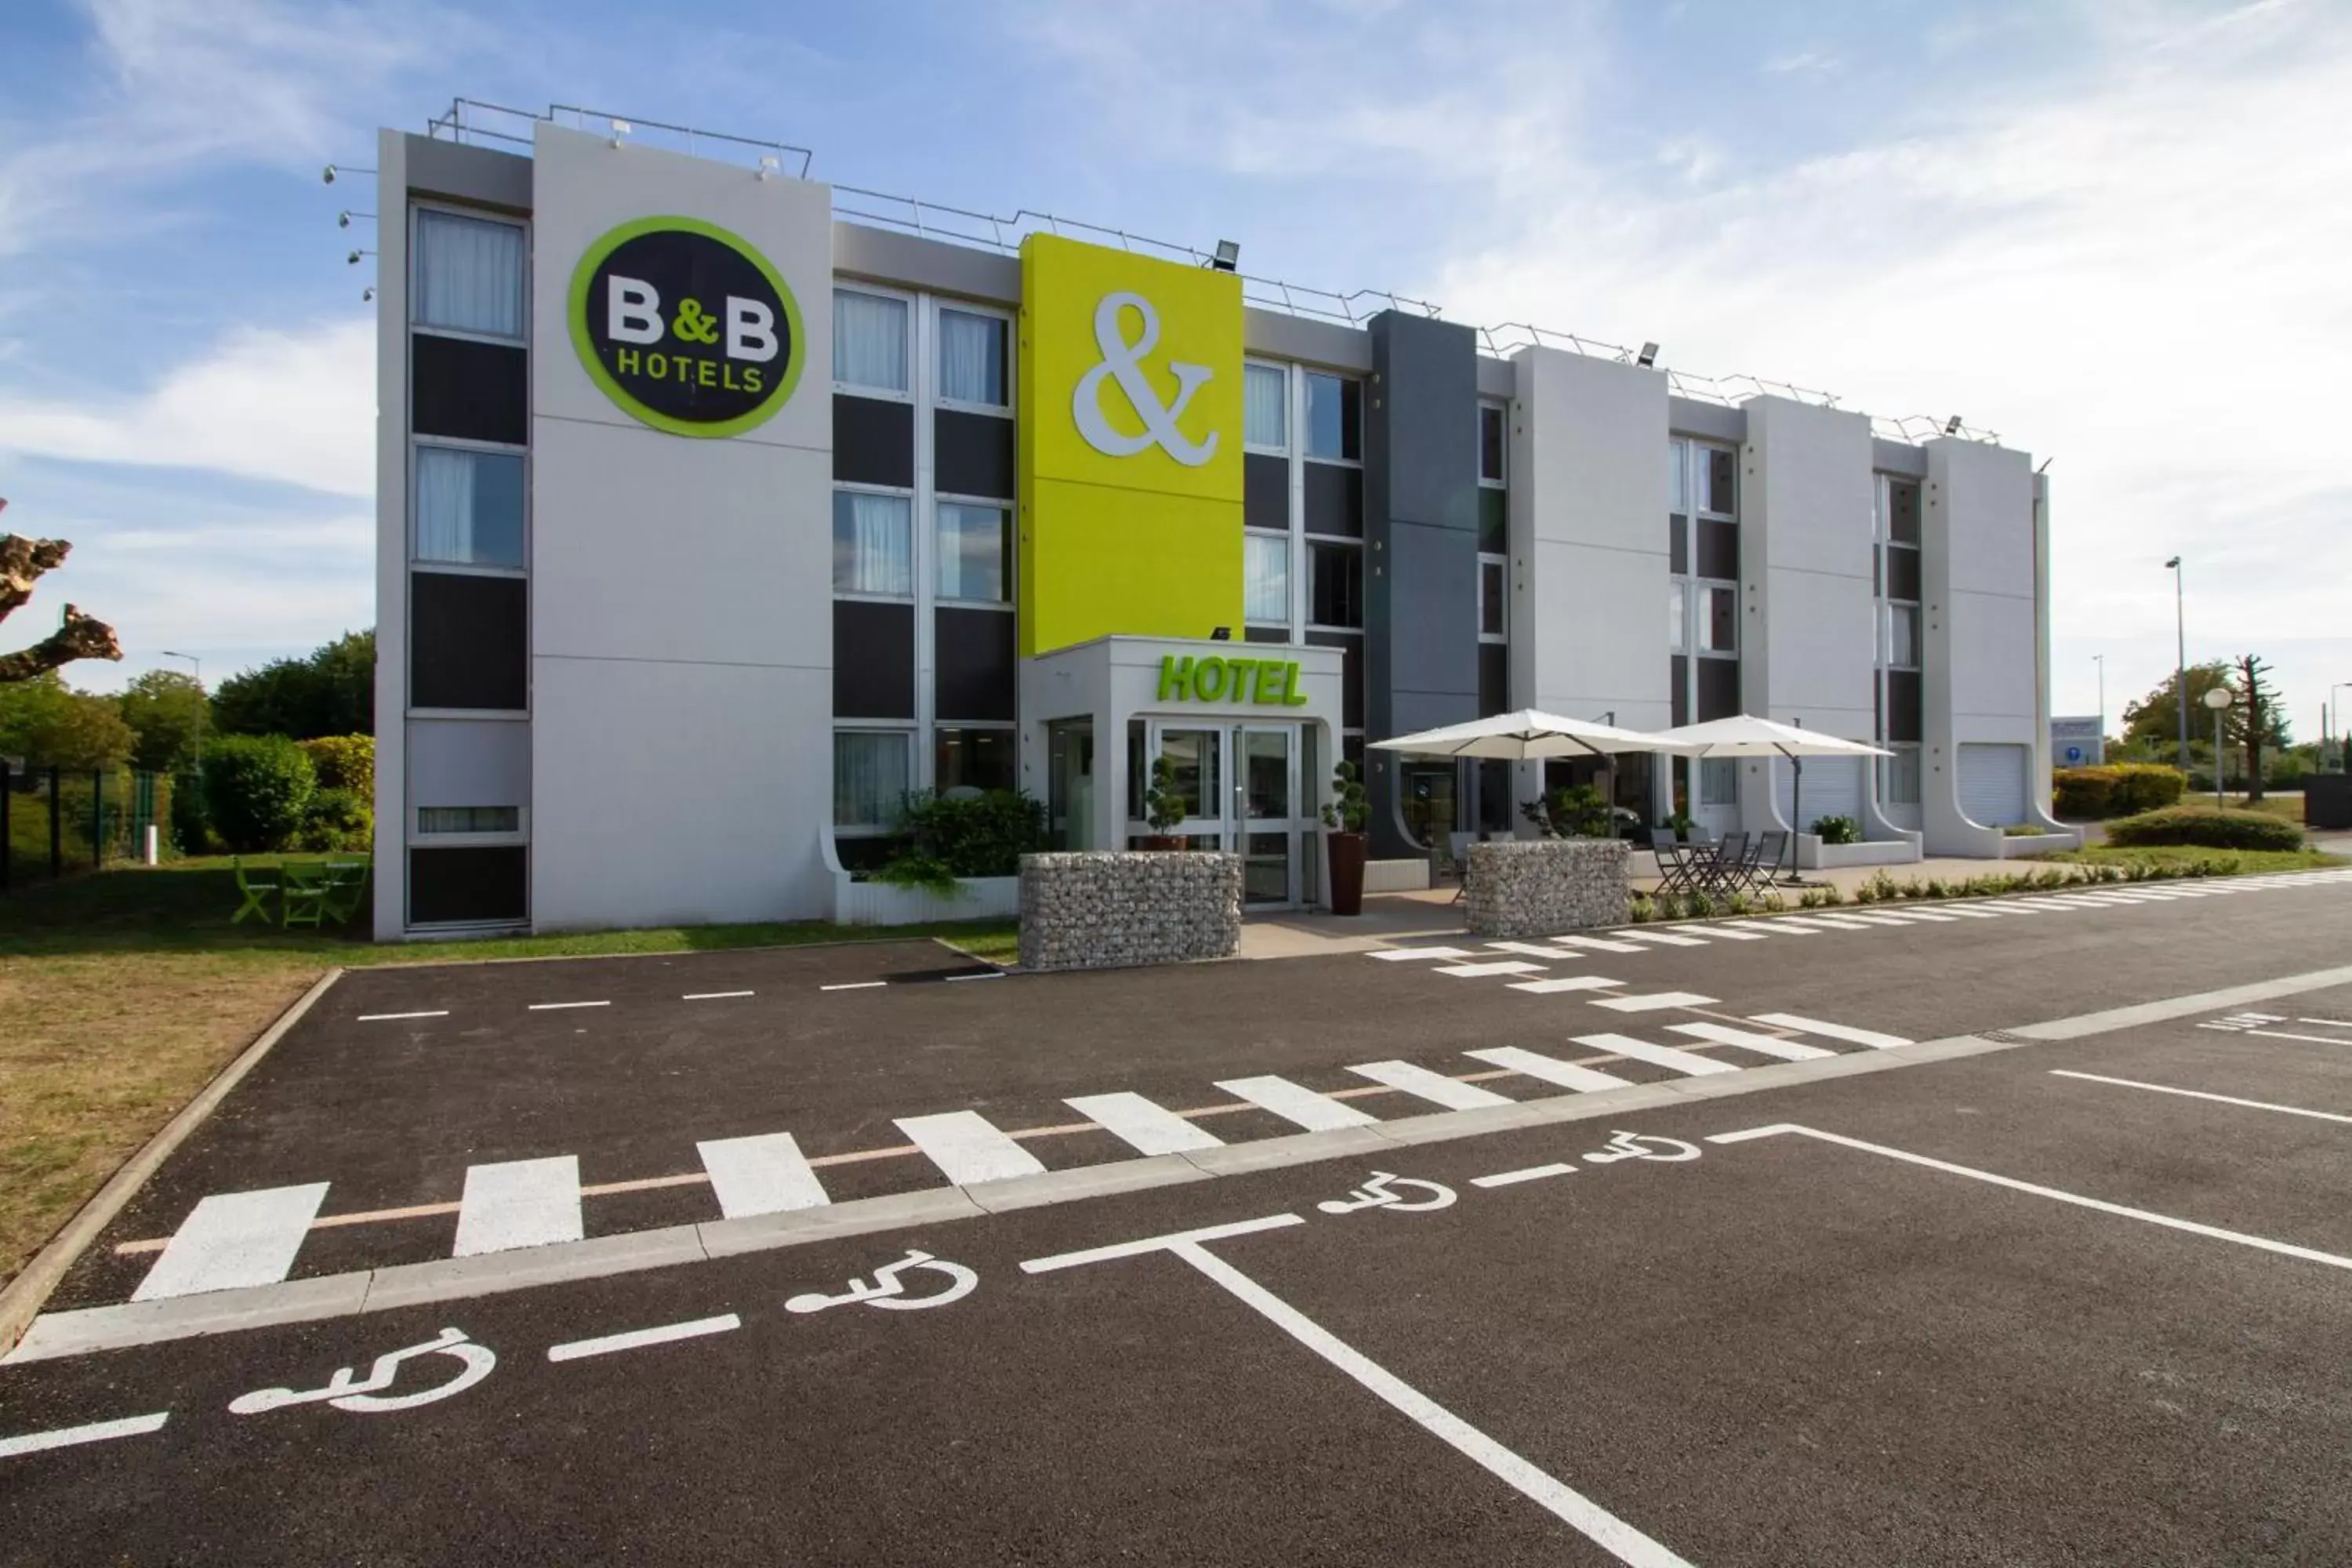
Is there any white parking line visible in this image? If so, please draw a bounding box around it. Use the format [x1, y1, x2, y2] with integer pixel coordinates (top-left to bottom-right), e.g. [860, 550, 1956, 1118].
[683, 990, 754, 1001]
[358, 1011, 448, 1022]
[1066, 1091, 1225, 1155]
[1369, 946, 1475, 961]
[546, 1314, 742, 1362]
[1430, 960, 1549, 978]
[894, 1111, 1050, 1184]
[1551, 935, 1651, 955]
[1471, 1163, 1578, 1188]
[2242, 1029, 2352, 1047]
[1571, 1032, 1739, 1077]
[2296, 1018, 2352, 1030]
[453, 1156, 583, 1257]
[1345, 1060, 1515, 1112]
[1621, 930, 1708, 947]
[1748, 1012, 1912, 1050]
[1504, 975, 1624, 996]
[1464, 1045, 1634, 1093]
[697, 1132, 830, 1218]
[132, 1183, 331, 1301]
[2049, 1070, 2352, 1125]
[1588, 991, 1718, 1013]
[1214, 1075, 1381, 1131]
[1666, 1022, 1835, 1062]
[0, 1412, 169, 1460]
[528, 1000, 609, 1011]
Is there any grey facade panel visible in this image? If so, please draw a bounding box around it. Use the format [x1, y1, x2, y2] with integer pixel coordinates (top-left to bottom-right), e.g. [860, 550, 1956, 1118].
[1669, 397, 1745, 445]
[834, 394, 914, 488]
[1243, 308, 1372, 372]
[1244, 453, 1288, 529]
[1364, 311, 1480, 859]
[409, 718, 531, 809]
[833, 222, 1021, 306]
[1475, 356, 1515, 398]
[935, 409, 1014, 500]
[1872, 438, 1929, 477]
[1303, 463, 1363, 538]
[402, 134, 533, 212]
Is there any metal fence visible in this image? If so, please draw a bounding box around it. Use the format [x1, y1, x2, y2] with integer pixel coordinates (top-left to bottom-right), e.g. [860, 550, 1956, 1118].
[0, 761, 172, 893]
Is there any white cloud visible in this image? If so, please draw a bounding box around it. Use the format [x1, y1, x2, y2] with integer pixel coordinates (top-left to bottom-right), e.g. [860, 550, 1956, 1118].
[1762, 50, 1842, 75]
[0, 318, 373, 497]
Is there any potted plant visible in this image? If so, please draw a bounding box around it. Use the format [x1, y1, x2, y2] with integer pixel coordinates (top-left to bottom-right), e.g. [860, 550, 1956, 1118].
[1321, 758, 1371, 915]
[1141, 756, 1189, 851]
[1664, 808, 1696, 843]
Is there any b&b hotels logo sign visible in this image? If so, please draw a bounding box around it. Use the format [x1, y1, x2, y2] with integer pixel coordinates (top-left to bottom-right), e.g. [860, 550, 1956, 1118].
[568, 216, 805, 437]
[1073, 292, 1218, 467]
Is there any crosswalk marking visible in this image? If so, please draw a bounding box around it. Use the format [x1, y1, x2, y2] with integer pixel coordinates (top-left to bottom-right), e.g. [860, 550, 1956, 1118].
[1666, 1022, 1835, 1062]
[1551, 934, 1651, 955]
[1791, 914, 1876, 929]
[454, 1157, 583, 1257]
[1346, 1060, 1515, 1111]
[1588, 990, 1719, 1013]
[696, 1132, 829, 1218]
[132, 1183, 331, 1301]
[1504, 975, 1626, 995]
[1570, 1032, 1740, 1076]
[1737, 918, 1821, 933]
[1875, 909, 1959, 922]
[1749, 1012, 1913, 1050]
[1369, 946, 1475, 961]
[1838, 913, 1916, 927]
[1215, 1075, 1381, 1131]
[1622, 929, 1709, 947]
[1066, 1092, 1226, 1155]
[1429, 960, 1549, 978]
[895, 1111, 1050, 1184]
[1486, 941, 1586, 959]
[1690, 924, 1771, 940]
[1465, 1045, 1634, 1093]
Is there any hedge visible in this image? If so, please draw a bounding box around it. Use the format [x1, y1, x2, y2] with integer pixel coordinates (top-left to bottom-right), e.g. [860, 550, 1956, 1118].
[299, 734, 376, 795]
[2103, 805, 2302, 851]
[201, 735, 316, 851]
[2053, 763, 2186, 818]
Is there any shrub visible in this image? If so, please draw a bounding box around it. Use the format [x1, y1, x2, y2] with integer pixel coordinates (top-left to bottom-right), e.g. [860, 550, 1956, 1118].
[2053, 767, 2114, 818]
[1853, 869, 1900, 904]
[299, 734, 376, 795]
[200, 735, 315, 851]
[891, 789, 1047, 880]
[2054, 763, 2185, 818]
[1811, 815, 1862, 846]
[298, 786, 373, 851]
[2110, 763, 2185, 813]
[169, 762, 211, 855]
[2104, 806, 2303, 851]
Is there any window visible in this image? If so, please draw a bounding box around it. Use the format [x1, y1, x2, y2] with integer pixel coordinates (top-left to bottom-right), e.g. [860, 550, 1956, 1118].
[938, 308, 1007, 407]
[1699, 758, 1738, 808]
[1700, 445, 1737, 516]
[1245, 532, 1290, 623]
[1700, 584, 1737, 655]
[1244, 363, 1288, 449]
[1887, 604, 1921, 669]
[1478, 555, 1507, 641]
[1478, 405, 1506, 485]
[1879, 745, 1922, 806]
[1308, 541, 1362, 628]
[834, 730, 911, 828]
[417, 806, 521, 836]
[936, 502, 1009, 603]
[1667, 585, 1686, 653]
[935, 726, 1015, 795]
[833, 291, 909, 393]
[1667, 438, 1690, 518]
[1304, 372, 1361, 462]
[833, 490, 913, 597]
[412, 209, 524, 339]
[412, 446, 524, 568]
[1887, 479, 1922, 545]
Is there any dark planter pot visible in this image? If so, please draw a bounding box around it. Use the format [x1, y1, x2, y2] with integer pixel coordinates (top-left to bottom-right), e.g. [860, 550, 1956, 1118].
[1327, 831, 1369, 916]
[1141, 835, 1186, 851]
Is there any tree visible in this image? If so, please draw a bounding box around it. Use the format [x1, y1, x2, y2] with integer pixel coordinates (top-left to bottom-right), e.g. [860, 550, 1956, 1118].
[2236, 653, 2281, 803]
[118, 669, 209, 772]
[211, 630, 375, 740]
[0, 499, 122, 684]
[0, 672, 136, 770]
[2120, 660, 2288, 756]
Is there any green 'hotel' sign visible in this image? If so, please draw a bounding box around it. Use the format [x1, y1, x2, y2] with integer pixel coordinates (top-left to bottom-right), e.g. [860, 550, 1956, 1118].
[1157, 655, 1312, 707]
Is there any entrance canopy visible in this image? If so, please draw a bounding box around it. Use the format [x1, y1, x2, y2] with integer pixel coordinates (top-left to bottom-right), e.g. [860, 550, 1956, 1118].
[1371, 709, 1696, 760]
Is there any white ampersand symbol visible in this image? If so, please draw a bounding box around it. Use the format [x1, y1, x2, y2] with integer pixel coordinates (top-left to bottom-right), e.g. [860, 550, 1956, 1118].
[1072, 291, 1218, 467]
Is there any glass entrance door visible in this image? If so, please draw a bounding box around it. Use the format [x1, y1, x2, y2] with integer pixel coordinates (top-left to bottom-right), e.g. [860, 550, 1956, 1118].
[1148, 722, 1301, 908]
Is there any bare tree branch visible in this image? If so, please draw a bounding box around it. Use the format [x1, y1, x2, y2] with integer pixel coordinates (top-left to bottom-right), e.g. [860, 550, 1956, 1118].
[1, 532, 73, 626]
[0, 604, 122, 684]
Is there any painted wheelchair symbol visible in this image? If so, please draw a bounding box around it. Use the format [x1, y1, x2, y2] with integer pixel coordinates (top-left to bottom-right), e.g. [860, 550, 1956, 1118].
[229, 1327, 496, 1416]
[1583, 1130, 1703, 1165]
[1317, 1171, 1458, 1215]
[785, 1249, 978, 1314]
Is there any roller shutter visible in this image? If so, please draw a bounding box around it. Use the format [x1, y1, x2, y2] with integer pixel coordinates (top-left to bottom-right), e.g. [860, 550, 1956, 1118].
[1773, 757, 1864, 834]
[1958, 743, 2028, 826]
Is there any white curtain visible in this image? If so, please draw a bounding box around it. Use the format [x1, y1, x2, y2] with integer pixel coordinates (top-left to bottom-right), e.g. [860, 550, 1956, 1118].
[1667, 438, 1689, 516]
[833, 492, 912, 596]
[414, 447, 475, 562]
[937, 503, 1006, 601]
[414, 211, 524, 337]
[1244, 532, 1288, 623]
[938, 310, 1004, 405]
[834, 731, 909, 826]
[834, 292, 908, 391]
[1244, 363, 1287, 448]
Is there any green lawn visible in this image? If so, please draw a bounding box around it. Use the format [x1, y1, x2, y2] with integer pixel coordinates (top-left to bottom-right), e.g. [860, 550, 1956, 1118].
[2043, 844, 2343, 873]
[0, 858, 1013, 1294]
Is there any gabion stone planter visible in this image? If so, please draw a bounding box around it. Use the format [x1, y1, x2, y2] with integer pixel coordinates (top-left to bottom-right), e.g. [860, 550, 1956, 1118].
[1018, 851, 1243, 971]
[1464, 839, 1628, 937]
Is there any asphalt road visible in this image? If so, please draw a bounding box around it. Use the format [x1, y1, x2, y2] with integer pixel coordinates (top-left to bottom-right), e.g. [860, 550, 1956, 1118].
[5, 875, 2352, 1564]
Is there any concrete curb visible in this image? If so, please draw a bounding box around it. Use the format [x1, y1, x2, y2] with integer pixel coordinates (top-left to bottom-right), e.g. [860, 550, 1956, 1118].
[0, 967, 343, 1358]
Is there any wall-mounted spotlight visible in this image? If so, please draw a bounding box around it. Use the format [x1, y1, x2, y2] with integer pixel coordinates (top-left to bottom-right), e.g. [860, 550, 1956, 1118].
[347, 249, 376, 266]
[336, 210, 376, 229]
[1635, 342, 1659, 368]
[362, 286, 377, 303]
[1210, 626, 1232, 641]
[757, 154, 780, 181]
[321, 164, 374, 186]
[608, 118, 633, 149]
[1209, 240, 1240, 273]
[1944, 415, 1964, 436]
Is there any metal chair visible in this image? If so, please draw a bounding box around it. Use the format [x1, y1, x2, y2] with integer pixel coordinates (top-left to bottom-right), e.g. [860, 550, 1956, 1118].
[1653, 842, 1711, 898]
[230, 858, 281, 925]
[1754, 830, 1791, 881]
[1446, 832, 1476, 904]
[279, 861, 332, 929]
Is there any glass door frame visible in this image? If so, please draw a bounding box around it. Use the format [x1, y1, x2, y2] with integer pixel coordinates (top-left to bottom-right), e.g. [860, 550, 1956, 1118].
[1144, 718, 1304, 909]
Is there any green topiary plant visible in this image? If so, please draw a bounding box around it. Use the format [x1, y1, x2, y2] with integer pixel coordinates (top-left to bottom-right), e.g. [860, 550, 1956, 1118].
[200, 734, 315, 851]
[1321, 759, 1370, 833]
[1145, 757, 1190, 837]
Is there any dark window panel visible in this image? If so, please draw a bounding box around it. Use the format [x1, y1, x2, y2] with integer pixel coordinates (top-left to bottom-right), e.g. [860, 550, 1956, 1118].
[1888, 479, 1922, 544]
[1697, 519, 1739, 581]
[833, 600, 915, 718]
[1668, 516, 1689, 575]
[1244, 453, 1289, 530]
[1308, 630, 1363, 730]
[1303, 463, 1363, 539]
[1308, 542, 1362, 629]
[1478, 488, 1507, 554]
[412, 335, 527, 446]
[409, 845, 527, 925]
[1478, 406, 1505, 483]
[411, 571, 526, 710]
[834, 394, 915, 488]
[935, 606, 1015, 721]
[1243, 626, 1290, 645]
[1479, 642, 1509, 718]
[1671, 655, 1690, 728]
[834, 835, 898, 873]
[1705, 446, 1737, 516]
[935, 727, 1016, 793]
[1697, 657, 1740, 721]
[935, 408, 1014, 502]
[1887, 670, 1924, 743]
[1886, 544, 1922, 603]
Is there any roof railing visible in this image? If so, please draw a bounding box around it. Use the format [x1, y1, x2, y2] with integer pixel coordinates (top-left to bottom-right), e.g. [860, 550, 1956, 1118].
[408, 97, 2004, 445]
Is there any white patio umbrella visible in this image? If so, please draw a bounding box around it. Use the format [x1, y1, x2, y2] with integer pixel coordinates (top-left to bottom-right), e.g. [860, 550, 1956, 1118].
[1649, 715, 1892, 877]
[1369, 709, 1696, 760]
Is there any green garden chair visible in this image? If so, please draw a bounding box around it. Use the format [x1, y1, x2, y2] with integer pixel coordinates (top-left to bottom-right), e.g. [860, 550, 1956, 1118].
[321, 855, 372, 926]
[231, 858, 281, 925]
[280, 861, 332, 929]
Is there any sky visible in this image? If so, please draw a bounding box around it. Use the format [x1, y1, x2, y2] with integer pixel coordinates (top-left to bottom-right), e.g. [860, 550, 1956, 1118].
[1, 0, 2347, 742]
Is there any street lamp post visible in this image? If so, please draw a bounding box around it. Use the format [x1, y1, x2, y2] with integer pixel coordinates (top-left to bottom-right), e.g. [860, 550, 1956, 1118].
[2205, 685, 2234, 808]
[2164, 557, 2188, 773]
[2332, 682, 2352, 773]
[2092, 654, 2106, 759]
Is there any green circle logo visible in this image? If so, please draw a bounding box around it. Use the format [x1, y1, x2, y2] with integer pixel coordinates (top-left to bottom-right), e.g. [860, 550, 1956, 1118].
[568, 216, 804, 438]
